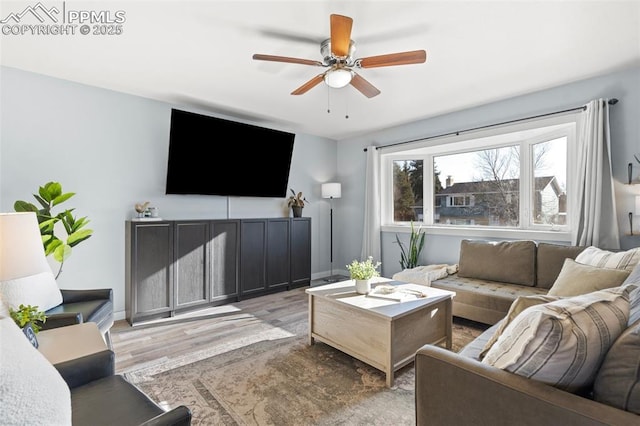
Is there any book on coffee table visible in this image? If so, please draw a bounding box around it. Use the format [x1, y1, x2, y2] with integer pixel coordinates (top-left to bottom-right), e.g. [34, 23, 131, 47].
[366, 284, 427, 302]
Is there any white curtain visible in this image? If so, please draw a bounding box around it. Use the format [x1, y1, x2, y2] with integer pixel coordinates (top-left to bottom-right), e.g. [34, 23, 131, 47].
[361, 145, 381, 261]
[570, 99, 620, 249]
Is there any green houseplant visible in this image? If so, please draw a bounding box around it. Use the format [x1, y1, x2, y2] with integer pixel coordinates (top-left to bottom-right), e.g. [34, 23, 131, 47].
[14, 181, 93, 279]
[395, 221, 426, 270]
[346, 256, 381, 294]
[287, 189, 308, 218]
[9, 304, 47, 333]
[346, 256, 382, 280]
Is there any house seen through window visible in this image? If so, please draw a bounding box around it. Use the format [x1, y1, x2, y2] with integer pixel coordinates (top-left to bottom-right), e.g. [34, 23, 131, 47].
[387, 116, 574, 234]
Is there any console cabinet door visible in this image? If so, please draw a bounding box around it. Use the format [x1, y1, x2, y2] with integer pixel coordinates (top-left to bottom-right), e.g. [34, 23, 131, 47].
[127, 222, 174, 323]
[174, 221, 209, 309]
[266, 218, 290, 291]
[291, 218, 311, 288]
[210, 220, 240, 301]
[240, 219, 267, 297]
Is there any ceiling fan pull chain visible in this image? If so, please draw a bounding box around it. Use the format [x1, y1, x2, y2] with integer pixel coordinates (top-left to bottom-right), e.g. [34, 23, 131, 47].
[327, 85, 331, 114]
[345, 91, 349, 119]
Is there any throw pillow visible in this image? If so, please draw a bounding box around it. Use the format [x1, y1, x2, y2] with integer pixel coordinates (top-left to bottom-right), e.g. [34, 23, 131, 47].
[0, 271, 62, 311]
[622, 262, 640, 287]
[593, 319, 640, 415]
[482, 286, 631, 394]
[479, 294, 562, 360]
[575, 246, 640, 272]
[0, 316, 71, 425]
[458, 239, 536, 286]
[628, 285, 640, 326]
[547, 259, 629, 297]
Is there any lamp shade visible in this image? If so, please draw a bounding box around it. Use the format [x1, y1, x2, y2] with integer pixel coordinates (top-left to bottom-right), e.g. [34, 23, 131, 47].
[322, 183, 342, 199]
[0, 212, 50, 281]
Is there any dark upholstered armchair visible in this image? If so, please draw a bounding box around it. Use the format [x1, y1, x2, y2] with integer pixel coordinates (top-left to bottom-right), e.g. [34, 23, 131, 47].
[43, 288, 114, 346]
[55, 349, 192, 425]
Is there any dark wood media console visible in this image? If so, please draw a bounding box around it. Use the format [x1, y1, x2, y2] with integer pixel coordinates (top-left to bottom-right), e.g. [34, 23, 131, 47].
[125, 217, 311, 325]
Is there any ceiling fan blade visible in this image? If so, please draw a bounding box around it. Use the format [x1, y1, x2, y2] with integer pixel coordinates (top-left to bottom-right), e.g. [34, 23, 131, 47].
[350, 73, 381, 98]
[291, 74, 325, 95]
[330, 14, 353, 57]
[357, 50, 427, 68]
[252, 54, 323, 66]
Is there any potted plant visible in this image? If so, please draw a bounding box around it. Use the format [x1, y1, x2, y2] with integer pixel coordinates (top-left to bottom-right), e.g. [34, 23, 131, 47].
[9, 304, 47, 348]
[394, 221, 426, 270]
[287, 189, 308, 218]
[14, 181, 93, 279]
[346, 256, 382, 294]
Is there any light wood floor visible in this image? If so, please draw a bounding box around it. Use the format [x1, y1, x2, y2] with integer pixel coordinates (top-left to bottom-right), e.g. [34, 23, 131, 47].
[111, 286, 310, 374]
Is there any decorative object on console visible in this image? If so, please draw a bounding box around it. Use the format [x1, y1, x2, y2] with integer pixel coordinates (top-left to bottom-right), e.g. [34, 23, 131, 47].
[346, 256, 381, 294]
[134, 201, 150, 218]
[322, 182, 341, 282]
[287, 188, 308, 217]
[13, 181, 93, 279]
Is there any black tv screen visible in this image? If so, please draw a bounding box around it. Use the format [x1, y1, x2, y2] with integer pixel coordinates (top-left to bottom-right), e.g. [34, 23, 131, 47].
[165, 109, 295, 197]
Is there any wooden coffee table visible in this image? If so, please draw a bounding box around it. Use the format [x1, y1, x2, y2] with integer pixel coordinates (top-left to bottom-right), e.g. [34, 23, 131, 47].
[306, 278, 455, 387]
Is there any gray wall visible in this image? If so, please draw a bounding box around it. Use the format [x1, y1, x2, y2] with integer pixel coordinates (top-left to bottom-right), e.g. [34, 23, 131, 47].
[0, 66, 338, 319]
[337, 66, 640, 278]
[2, 65, 638, 318]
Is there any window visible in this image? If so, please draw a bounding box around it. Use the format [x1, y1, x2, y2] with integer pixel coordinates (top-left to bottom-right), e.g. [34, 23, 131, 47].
[381, 114, 577, 236]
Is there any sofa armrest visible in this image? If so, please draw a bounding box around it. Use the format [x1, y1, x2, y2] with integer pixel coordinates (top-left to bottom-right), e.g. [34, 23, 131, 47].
[415, 345, 638, 426]
[40, 312, 83, 330]
[54, 349, 115, 389]
[139, 406, 192, 426]
[60, 288, 113, 304]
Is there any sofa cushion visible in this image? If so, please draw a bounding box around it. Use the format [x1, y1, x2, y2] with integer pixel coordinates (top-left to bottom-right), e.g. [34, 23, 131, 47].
[535, 243, 586, 289]
[575, 246, 640, 272]
[547, 259, 630, 297]
[482, 286, 631, 394]
[478, 294, 563, 359]
[431, 275, 548, 324]
[458, 240, 537, 286]
[0, 271, 62, 311]
[593, 318, 640, 414]
[0, 315, 71, 425]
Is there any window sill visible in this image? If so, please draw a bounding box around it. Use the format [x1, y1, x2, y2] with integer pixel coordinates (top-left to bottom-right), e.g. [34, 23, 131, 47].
[382, 224, 572, 243]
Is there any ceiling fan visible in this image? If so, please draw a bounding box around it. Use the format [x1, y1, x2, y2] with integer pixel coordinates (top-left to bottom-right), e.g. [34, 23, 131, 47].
[252, 14, 427, 98]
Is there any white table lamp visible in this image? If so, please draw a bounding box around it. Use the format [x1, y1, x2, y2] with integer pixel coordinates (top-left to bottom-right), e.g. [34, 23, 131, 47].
[322, 182, 342, 281]
[0, 212, 50, 281]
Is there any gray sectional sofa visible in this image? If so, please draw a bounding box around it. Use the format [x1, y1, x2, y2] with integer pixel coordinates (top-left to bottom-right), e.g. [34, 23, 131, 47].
[415, 240, 640, 425]
[431, 239, 585, 324]
[416, 266, 640, 425]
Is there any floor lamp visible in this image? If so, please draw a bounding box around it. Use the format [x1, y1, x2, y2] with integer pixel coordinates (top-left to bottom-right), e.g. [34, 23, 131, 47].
[322, 182, 341, 282]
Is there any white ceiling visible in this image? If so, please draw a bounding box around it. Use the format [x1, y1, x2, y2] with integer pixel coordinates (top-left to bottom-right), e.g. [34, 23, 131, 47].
[1, 1, 639, 140]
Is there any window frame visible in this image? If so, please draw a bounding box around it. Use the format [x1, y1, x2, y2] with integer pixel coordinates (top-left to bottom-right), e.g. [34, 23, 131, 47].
[380, 112, 579, 241]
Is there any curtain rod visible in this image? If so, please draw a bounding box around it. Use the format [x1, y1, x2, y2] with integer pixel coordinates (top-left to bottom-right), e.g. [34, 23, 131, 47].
[363, 98, 619, 152]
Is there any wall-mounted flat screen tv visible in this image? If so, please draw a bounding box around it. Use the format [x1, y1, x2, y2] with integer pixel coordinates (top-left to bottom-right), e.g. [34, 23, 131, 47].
[165, 109, 295, 197]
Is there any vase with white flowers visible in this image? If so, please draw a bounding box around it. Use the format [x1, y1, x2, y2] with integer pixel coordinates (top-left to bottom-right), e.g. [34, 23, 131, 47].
[346, 256, 381, 294]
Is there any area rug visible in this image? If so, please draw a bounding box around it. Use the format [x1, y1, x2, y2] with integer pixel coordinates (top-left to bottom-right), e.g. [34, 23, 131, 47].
[125, 318, 487, 425]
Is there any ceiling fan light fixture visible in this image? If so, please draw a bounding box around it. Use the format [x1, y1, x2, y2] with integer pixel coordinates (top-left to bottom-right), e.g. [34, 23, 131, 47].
[324, 69, 353, 88]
